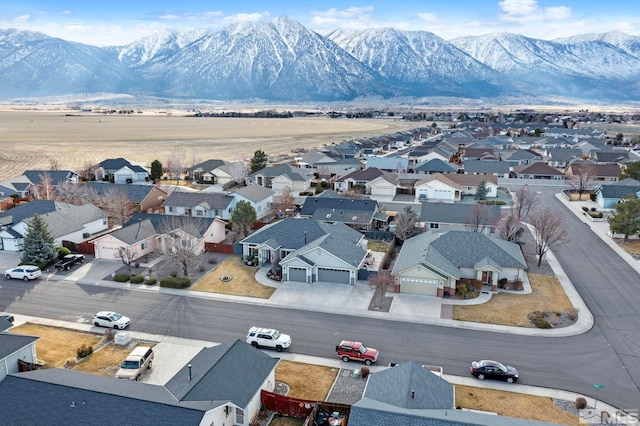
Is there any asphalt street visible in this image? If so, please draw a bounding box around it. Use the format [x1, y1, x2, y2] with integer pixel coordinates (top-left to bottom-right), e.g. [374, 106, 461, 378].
[1, 185, 640, 410]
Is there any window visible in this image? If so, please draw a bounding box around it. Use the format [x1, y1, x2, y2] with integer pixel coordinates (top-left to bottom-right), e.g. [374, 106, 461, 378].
[168, 206, 174, 212]
[196, 210, 204, 216]
[141, 242, 147, 250]
[429, 223, 439, 229]
[236, 408, 245, 424]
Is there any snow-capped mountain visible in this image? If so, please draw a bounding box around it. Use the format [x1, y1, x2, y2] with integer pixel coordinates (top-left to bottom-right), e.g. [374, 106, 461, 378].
[1, 18, 640, 102]
[328, 28, 511, 97]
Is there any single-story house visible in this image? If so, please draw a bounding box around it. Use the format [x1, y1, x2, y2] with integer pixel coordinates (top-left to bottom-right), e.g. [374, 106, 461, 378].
[511, 162, 565, 180]
[186, 159, 227, 183]
[299, 196, 389, 231]
[0, 332, 39, 382]
[232, 184, 275, 220]
[462, 160, 511, 178]
[92, 213, 226, 261]
[391, 230, 526, 297]
[95, 158, 149, 183]
[594, 178, 640, 209]
[565, 161, 620, 183]
[333, 168, 388, 193]
[0, 339, 278, 425]
[239, 218, 368, 285]
[412, 159, 457, 175]
[81, 182, 168, 213]
[0, 200, 108, 251]
[414, 173, 498, 203]
[163, 191, 236, 221]
[247, 164, 315, 195]
[418, 202, 502, 235]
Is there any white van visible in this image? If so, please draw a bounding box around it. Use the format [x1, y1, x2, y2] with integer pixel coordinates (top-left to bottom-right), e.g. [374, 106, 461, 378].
[116, 346, 154, 381]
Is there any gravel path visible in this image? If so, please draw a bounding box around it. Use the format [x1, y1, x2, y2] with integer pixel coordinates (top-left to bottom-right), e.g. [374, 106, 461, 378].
[325, 368, 368, 405]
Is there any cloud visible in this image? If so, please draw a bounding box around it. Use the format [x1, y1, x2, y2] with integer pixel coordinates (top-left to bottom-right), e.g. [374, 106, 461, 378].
[157, 11, 224, 22]
[222, 12, 270, 24]
[499, 0, 572, 22]
[417, 13, 437, 22]
[13, 14, 31, 24]
[309, 6, 375, 29]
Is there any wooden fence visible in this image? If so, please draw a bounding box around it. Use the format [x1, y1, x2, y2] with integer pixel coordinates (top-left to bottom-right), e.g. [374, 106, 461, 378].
[261, 390, 317, 418]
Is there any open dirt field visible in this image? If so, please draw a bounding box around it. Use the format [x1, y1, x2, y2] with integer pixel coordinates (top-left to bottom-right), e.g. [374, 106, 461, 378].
[0, 108, 420, 179]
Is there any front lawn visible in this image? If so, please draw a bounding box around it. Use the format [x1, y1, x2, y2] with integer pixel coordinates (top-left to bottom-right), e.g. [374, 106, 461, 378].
[453, 273, 575, 327]
[190, 255, 276, 298]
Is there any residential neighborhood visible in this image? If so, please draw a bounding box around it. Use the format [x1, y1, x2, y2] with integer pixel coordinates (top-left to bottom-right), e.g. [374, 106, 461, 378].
[2, 111, 640, 425]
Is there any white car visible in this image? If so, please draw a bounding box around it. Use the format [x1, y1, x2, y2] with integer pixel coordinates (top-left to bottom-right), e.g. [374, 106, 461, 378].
[92, 311, 130, 329]
[246, 326, 291, 352]
[5, 266, 42, 281]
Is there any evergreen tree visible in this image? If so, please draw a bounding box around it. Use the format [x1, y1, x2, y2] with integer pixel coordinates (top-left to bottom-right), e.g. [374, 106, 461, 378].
[21, 214, 57, 265]
[231, 201, 257, 237]
[620, 162, 640, 181]
[250, 150, 268, 173]
[608, 194, 640, 243]
[475, 180, 488, 200]
[150, 159, 163, 183]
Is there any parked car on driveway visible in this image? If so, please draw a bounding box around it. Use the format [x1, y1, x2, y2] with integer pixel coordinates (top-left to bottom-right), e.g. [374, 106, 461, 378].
[0, 312, 14, 323]
[470, 360, 519, 383]
[336, 340, 379, 365]
[92, 311, 130, 329]
[246, 326, 291, 352]
[55, 254, 85, 271]
[5, 266, 42, 281]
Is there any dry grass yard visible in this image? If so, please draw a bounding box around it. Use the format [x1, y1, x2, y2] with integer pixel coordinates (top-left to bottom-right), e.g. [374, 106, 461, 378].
[275, 360, 338, 401]
[9, 323, 102, 368]
[0, 108, 420, 179]
[616, 238, 640, 257]
[190, 255, 276, 298]
[71, 343, 152, 377]
[455, 385, 579, 425]
[453, 273, 575, 327]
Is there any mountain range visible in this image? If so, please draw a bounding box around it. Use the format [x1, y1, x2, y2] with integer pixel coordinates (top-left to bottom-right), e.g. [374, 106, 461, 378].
[1, 16, 640, 103]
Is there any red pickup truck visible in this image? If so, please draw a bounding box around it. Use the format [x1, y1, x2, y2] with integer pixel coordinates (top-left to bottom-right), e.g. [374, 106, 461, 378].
[336, 340, 379, 365]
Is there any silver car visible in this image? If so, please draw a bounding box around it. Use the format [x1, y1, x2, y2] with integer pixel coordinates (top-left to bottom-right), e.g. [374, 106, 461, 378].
[5, 266, 42, 281]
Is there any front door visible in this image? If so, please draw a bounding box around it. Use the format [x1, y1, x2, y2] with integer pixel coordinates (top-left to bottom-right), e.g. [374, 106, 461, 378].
[482, 271, 493, 285]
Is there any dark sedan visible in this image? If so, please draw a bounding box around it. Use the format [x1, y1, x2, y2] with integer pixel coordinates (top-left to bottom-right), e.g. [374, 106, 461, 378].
[470, 360, 519, 383]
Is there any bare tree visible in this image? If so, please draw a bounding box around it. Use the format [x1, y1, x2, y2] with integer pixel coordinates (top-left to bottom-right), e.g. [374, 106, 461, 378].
[528, 207, 570, 267]
[118, 246, 138, 271]
[394, 205, 417, 241]
[368, 270, 396, 308]
[157, 216, 205, 276]
[229, 159, 248, 185]
[49, 158, 59, 171]
[166, 147, 186, 185]
[98, 186, 138, 226]
[513, 186, 536, 222]
[32, 172, 56, 200]
[464, 203, 493, 233]
[55, 182, 99, 206]
[271, 185, 295, 218]
[498, 214, 525, 242]
[78, 159, 98, 182]
[568, 162, 596, 196]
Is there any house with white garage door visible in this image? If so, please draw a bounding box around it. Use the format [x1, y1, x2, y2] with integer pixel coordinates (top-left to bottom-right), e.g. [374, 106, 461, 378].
[414, 174, 463, 202]
[391, 230, 526, 297]
[239, 218, 367, 285]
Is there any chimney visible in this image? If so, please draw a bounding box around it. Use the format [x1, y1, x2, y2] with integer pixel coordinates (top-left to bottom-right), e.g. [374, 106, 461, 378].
[304, 231, 307, 244]
[188, 364, 192, 380]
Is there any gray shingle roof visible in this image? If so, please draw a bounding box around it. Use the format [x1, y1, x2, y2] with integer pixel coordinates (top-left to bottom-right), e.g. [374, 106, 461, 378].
[597, 183, 640, 199]
[164, 340, 278, 407]
[36, 203, 106, 238]
[110, 218, 157, 244]
[233, 184, 275, 202]
[299, 197, 381, 225]
[163, 191, 234, 209]
[0, 332, 39, 358]
[419, 203, 502, 225]
[462, 160, 510, 175]
[22, 170, 76, 186]
[97, 157, 132, 171]
[82, 181, 160, 204]
[0, 370, 211, 425]
[0, 200, 60, 226]
[187, 159, 226, 173]
[364, 361, 453, 409]
[392, 231, 526, 277]
[241, 218, 327, 249]
[349, 399, 555, 426]
[413, 159, 457, 173]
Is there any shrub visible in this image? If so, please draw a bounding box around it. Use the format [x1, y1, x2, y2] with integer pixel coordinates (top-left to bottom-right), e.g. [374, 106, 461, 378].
[590, 207, 597, 212]
[575, 397, 587, 410]
[208, 257, 218, 264]
[134, 262, 140, 268]
[170, 270, 178, 278]
[528, 311, 552, 329]
[64, 358, 77, 368]
[512, 279, 523, 290]
[498, 278, 508, 289]
[581, 206, 589, 212]
[103, 328, 116, 342]
[472, 279, 483, 291]
[57, 246, 72, 257]
[115, 274, 131, 282]
[597, 212, 604, 218]
[360, 366, 370, 378]
[590, 193, 596, 201]
[77, 344, 94, 358]
[130, 275, 145, 284]
[146, 277, 157, 286]
[160, 277, 191, 289]
[456, 283, 468, 298]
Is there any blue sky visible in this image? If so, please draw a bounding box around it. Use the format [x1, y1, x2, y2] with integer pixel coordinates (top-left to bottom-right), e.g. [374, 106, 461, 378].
[2, 1, 638, 46]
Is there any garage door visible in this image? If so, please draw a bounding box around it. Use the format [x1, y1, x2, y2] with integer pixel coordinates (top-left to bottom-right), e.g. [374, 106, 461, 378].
[288, 267, 307, 282]
[433, 189, 452, 200]
[317, 268, 350, 284]
[400, 278, 439, 296]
